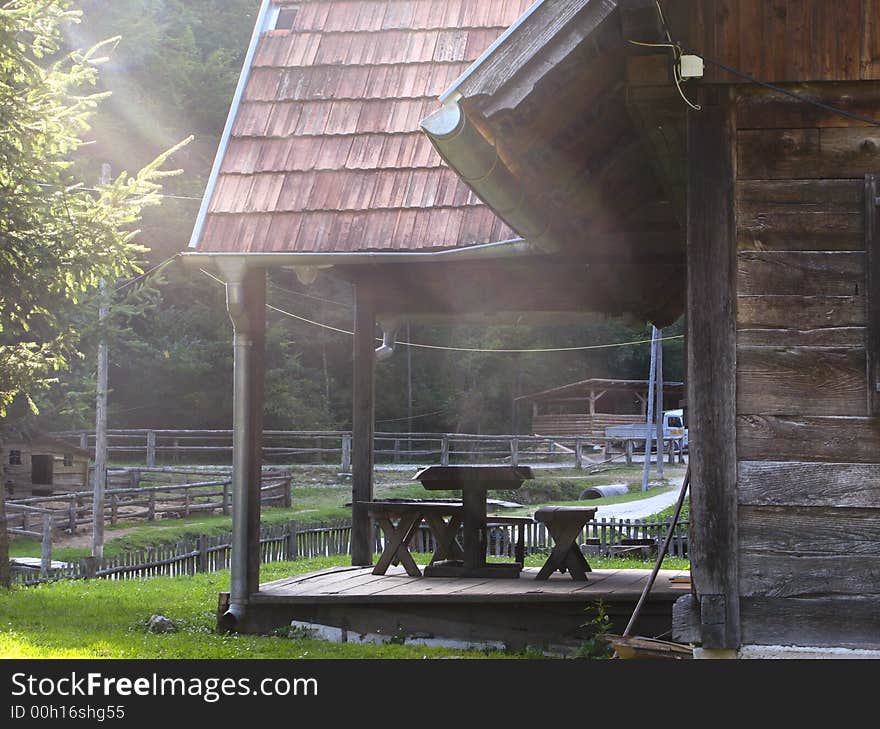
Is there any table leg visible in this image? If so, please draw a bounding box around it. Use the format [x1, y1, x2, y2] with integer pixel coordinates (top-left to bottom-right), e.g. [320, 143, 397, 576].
[535, 521, 592, 581]
[461, 488, 487, 571]
[373, 514, 423, 577]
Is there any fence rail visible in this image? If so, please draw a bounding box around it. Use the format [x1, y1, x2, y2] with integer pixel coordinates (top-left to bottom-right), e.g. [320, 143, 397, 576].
[11, 517, 687, 587]
[53, 429, 685, 470]
[6, 468, 292, 536]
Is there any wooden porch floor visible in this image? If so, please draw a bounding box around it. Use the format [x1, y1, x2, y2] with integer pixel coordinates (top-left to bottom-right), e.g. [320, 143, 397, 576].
[226, 566, 692, 649]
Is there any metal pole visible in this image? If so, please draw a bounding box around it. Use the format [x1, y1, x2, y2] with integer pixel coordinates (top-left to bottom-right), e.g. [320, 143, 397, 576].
[92, 163, 111, 560]
[655, 330, 664, 480]
[406, 322, 413, 456]
[641, 327, 659, 493]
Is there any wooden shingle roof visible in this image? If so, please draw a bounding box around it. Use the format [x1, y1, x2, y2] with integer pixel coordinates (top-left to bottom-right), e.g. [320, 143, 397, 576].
[193, 0, 534, 254]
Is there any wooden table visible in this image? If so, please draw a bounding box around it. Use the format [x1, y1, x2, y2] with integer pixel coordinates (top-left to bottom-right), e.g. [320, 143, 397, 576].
[414, 465, 534, 579]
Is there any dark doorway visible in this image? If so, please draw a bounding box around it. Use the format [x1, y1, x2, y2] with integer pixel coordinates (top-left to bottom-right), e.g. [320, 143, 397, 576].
[31, 455, 53, 486]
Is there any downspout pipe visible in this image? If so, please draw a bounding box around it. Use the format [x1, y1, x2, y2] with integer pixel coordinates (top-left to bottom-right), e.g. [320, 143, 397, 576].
[221, 273, 254, 630]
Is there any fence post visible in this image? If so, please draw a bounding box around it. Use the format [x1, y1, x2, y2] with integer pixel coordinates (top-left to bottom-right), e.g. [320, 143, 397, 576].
[510, 437, 519, 467]
[68, 496, 77, 534]
[575, 438, 583, 470]
[79, 431, 89, 451]
[286, 520, 299, 561]
[148, 491, 156, 521]
[173, 438, 180, 464]
[146, 431, 156, 467]
[184, 489, 191, 517]
[393, 438, 400, 464]
[41, 514, 52, 577]
[625, 439, 633, 466]
[222, 482, 230, 516]
[440, 435, 450, 466]
[129, 468, 141, 489]
[110, 494, 118, 526]
[197, 534, 209, 573]
[341, 433, 352, 472]
[282, 477, 291, 508]
[21, 510, 29, 534]
[82, 556, 97, 580]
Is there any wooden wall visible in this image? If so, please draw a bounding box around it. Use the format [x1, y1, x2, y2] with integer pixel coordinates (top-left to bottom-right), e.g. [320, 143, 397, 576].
[2, 443, 89, 496]
[666, 0, 880, 83]
[734, 82, 880, 649]
[532, 413, 643, 438]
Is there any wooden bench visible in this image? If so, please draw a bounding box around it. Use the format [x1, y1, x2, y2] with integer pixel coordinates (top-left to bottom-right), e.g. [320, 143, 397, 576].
[533, 506, 597, 580]
[485, 515, 533, 564]
[363, 500, 464, 577]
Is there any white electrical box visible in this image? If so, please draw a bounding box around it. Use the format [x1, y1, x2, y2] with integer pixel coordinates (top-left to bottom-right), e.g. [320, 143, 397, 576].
[679, 54, 704, 80]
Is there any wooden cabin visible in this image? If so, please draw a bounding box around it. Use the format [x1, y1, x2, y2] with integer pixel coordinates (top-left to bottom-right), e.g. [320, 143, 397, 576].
[517, 377, 685, 438]
[2, 434, 91, 497]
[187, 0, 880, 656]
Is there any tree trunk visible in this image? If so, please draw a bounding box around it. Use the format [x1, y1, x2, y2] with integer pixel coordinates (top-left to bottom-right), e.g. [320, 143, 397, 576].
[0, 452, 10, 589]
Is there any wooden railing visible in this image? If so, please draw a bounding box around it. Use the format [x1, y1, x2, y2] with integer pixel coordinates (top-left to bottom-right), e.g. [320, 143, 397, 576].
[11, 516, 687, 587]
[53, 429, 685, 470]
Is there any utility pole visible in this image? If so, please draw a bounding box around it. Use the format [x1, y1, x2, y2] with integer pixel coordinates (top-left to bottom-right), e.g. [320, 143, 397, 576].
[654, 330, 664, 480]
[641, 326, 659, 492]
[92, 163, 111, 560]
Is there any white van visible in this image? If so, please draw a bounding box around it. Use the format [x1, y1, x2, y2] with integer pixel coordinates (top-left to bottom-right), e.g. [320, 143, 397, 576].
[605, 409, 688, 453]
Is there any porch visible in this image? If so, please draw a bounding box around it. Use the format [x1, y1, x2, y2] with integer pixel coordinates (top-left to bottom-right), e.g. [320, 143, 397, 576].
[221, 565, 691, 651]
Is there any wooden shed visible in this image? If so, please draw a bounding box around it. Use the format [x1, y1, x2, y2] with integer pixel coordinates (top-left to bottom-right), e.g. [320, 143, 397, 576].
[516, 377, 685, 438]
[186, 0, 880, 655]
[2, 434, 91, 497]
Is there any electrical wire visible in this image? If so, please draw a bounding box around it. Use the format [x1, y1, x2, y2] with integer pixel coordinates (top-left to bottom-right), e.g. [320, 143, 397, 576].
[376, 409, 446, 424]
[35, 182, 204, 201]
[200, 268, 685, 354]
[114, 252, 181, 293]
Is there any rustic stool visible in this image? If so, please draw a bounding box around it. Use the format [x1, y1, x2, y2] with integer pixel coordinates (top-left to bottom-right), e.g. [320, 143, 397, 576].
[533, 506, 597, 580]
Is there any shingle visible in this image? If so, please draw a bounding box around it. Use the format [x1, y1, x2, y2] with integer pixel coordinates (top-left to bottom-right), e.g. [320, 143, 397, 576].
[199, 0, 517, 254]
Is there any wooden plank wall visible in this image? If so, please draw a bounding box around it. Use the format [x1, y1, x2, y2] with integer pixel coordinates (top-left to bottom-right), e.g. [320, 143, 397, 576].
[666, 1, 880, 83]
[531, 413, 643, 437]
[734, 82, 880, 649]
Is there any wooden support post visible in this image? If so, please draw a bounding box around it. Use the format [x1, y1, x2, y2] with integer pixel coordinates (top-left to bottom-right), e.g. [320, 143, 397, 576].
[687, 87, 740, 650]
[341, 433, 352, 472]
[146, 431, 156, 467]
[440, 435, 450, 466]
[575, 438, 583, 470]
[286, 519, 299, 561]
[510, 437, 519, 466]
[351, 285, 376, 566]
[625, 439, 633, 466]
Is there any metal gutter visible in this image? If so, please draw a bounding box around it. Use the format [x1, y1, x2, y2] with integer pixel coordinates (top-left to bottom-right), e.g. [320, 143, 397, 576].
[188, 0, 276, 250]
[420, 101, 558, 252]
[438, 0, 548, 103]
[181, 237, 543, 267]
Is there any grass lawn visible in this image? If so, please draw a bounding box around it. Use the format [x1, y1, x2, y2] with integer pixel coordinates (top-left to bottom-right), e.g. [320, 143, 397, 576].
[0, 556, 521, 659]
[0, 553, 689, 659]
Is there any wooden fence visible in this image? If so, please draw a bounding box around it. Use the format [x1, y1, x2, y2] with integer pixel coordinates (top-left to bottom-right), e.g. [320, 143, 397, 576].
[5, 468, 292, 535]
[11, 517, 687, 587]
[53, 429, 685, 470]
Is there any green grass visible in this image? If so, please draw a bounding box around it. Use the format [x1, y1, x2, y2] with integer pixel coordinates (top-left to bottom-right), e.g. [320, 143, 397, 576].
[0, 556, 522, 659]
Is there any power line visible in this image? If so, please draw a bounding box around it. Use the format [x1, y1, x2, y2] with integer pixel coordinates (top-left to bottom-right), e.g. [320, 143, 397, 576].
[377, 409, 446, 424]
[114, 253, 182, 293]
[201, 268, 685, 353]
[268, 280, 353, 309]
[35, 182, 204, 201]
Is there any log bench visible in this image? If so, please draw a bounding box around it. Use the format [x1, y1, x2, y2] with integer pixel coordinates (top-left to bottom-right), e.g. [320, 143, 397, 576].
[533, 506, 597, 580]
